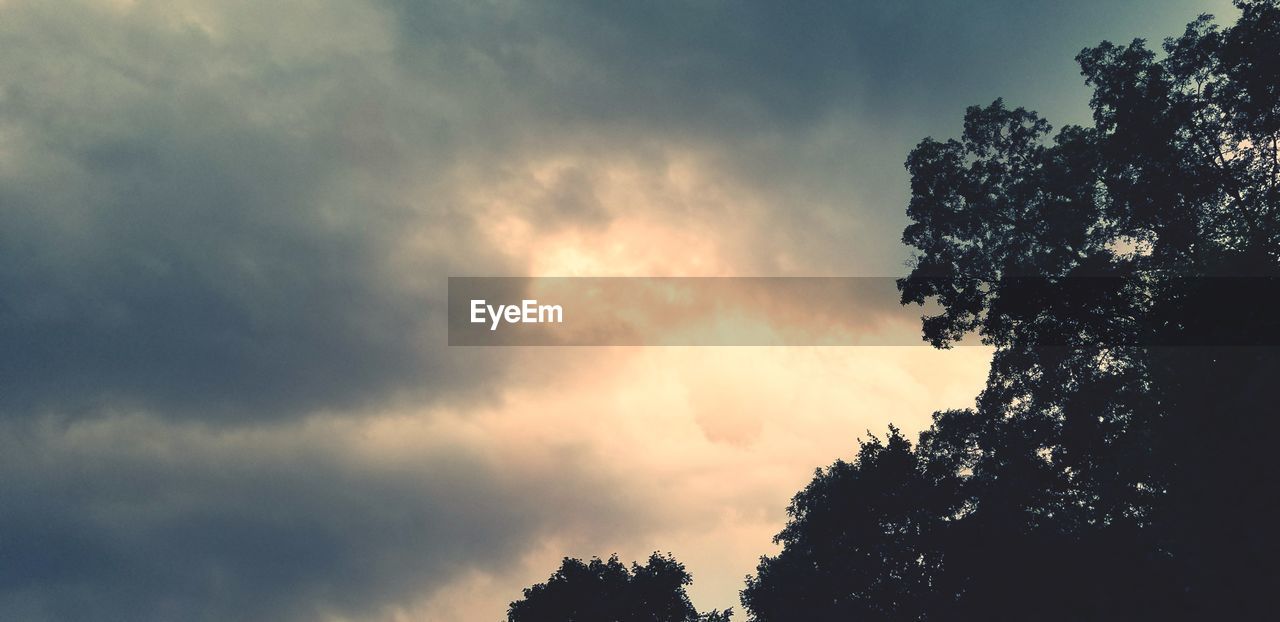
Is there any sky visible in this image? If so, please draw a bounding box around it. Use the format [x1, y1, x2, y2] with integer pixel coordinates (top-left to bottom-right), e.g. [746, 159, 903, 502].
[0, 1, 1237, 620]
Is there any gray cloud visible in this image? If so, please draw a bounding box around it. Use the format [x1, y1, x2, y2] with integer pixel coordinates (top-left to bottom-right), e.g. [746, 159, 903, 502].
[0, 414, 641, 621]
[0, 0, 519, 421]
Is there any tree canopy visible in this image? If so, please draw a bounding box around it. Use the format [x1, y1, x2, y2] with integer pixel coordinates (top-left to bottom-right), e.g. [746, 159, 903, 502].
[744, 1, 1280, 620]
[507, 553, 732, 622]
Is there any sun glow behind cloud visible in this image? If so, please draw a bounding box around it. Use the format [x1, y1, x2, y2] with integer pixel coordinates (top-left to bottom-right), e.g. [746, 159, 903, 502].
[404, 148, 995, 617]
[467, 152, 751, 277]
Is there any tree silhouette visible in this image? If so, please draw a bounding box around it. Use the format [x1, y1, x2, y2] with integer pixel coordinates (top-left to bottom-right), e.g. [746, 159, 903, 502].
[742, 427, 957, 621]
[508, 553, 733, 622]
[745, 1, 1280, 619]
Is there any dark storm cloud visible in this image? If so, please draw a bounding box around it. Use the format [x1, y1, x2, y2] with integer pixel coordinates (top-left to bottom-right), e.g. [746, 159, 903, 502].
[0, 0, 516, 421]
[387, 0, 1231, 130]
[0, 414, 637, 621]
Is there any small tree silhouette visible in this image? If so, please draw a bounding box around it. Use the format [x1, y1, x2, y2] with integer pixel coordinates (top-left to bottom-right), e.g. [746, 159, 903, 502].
[508, 553, 732, 622]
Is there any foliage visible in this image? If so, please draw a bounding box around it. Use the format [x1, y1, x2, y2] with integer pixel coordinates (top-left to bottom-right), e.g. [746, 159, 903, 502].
[508, 553, 732, 622]
[745, 1, 1280, 620]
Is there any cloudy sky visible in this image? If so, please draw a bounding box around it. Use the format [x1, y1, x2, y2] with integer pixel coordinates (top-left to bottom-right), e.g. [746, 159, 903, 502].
[0, 1, 1234, 620]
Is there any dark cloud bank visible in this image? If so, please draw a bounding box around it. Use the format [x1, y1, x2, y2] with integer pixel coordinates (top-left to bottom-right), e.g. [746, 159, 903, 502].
[0, 0, 1235, 619]
[0, 417, 542, 620]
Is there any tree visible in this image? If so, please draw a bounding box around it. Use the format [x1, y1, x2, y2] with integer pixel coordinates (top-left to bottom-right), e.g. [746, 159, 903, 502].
[741, 427, 957, 621]
[508, 553, 732, 622]
[745, 1, 1280, 619]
